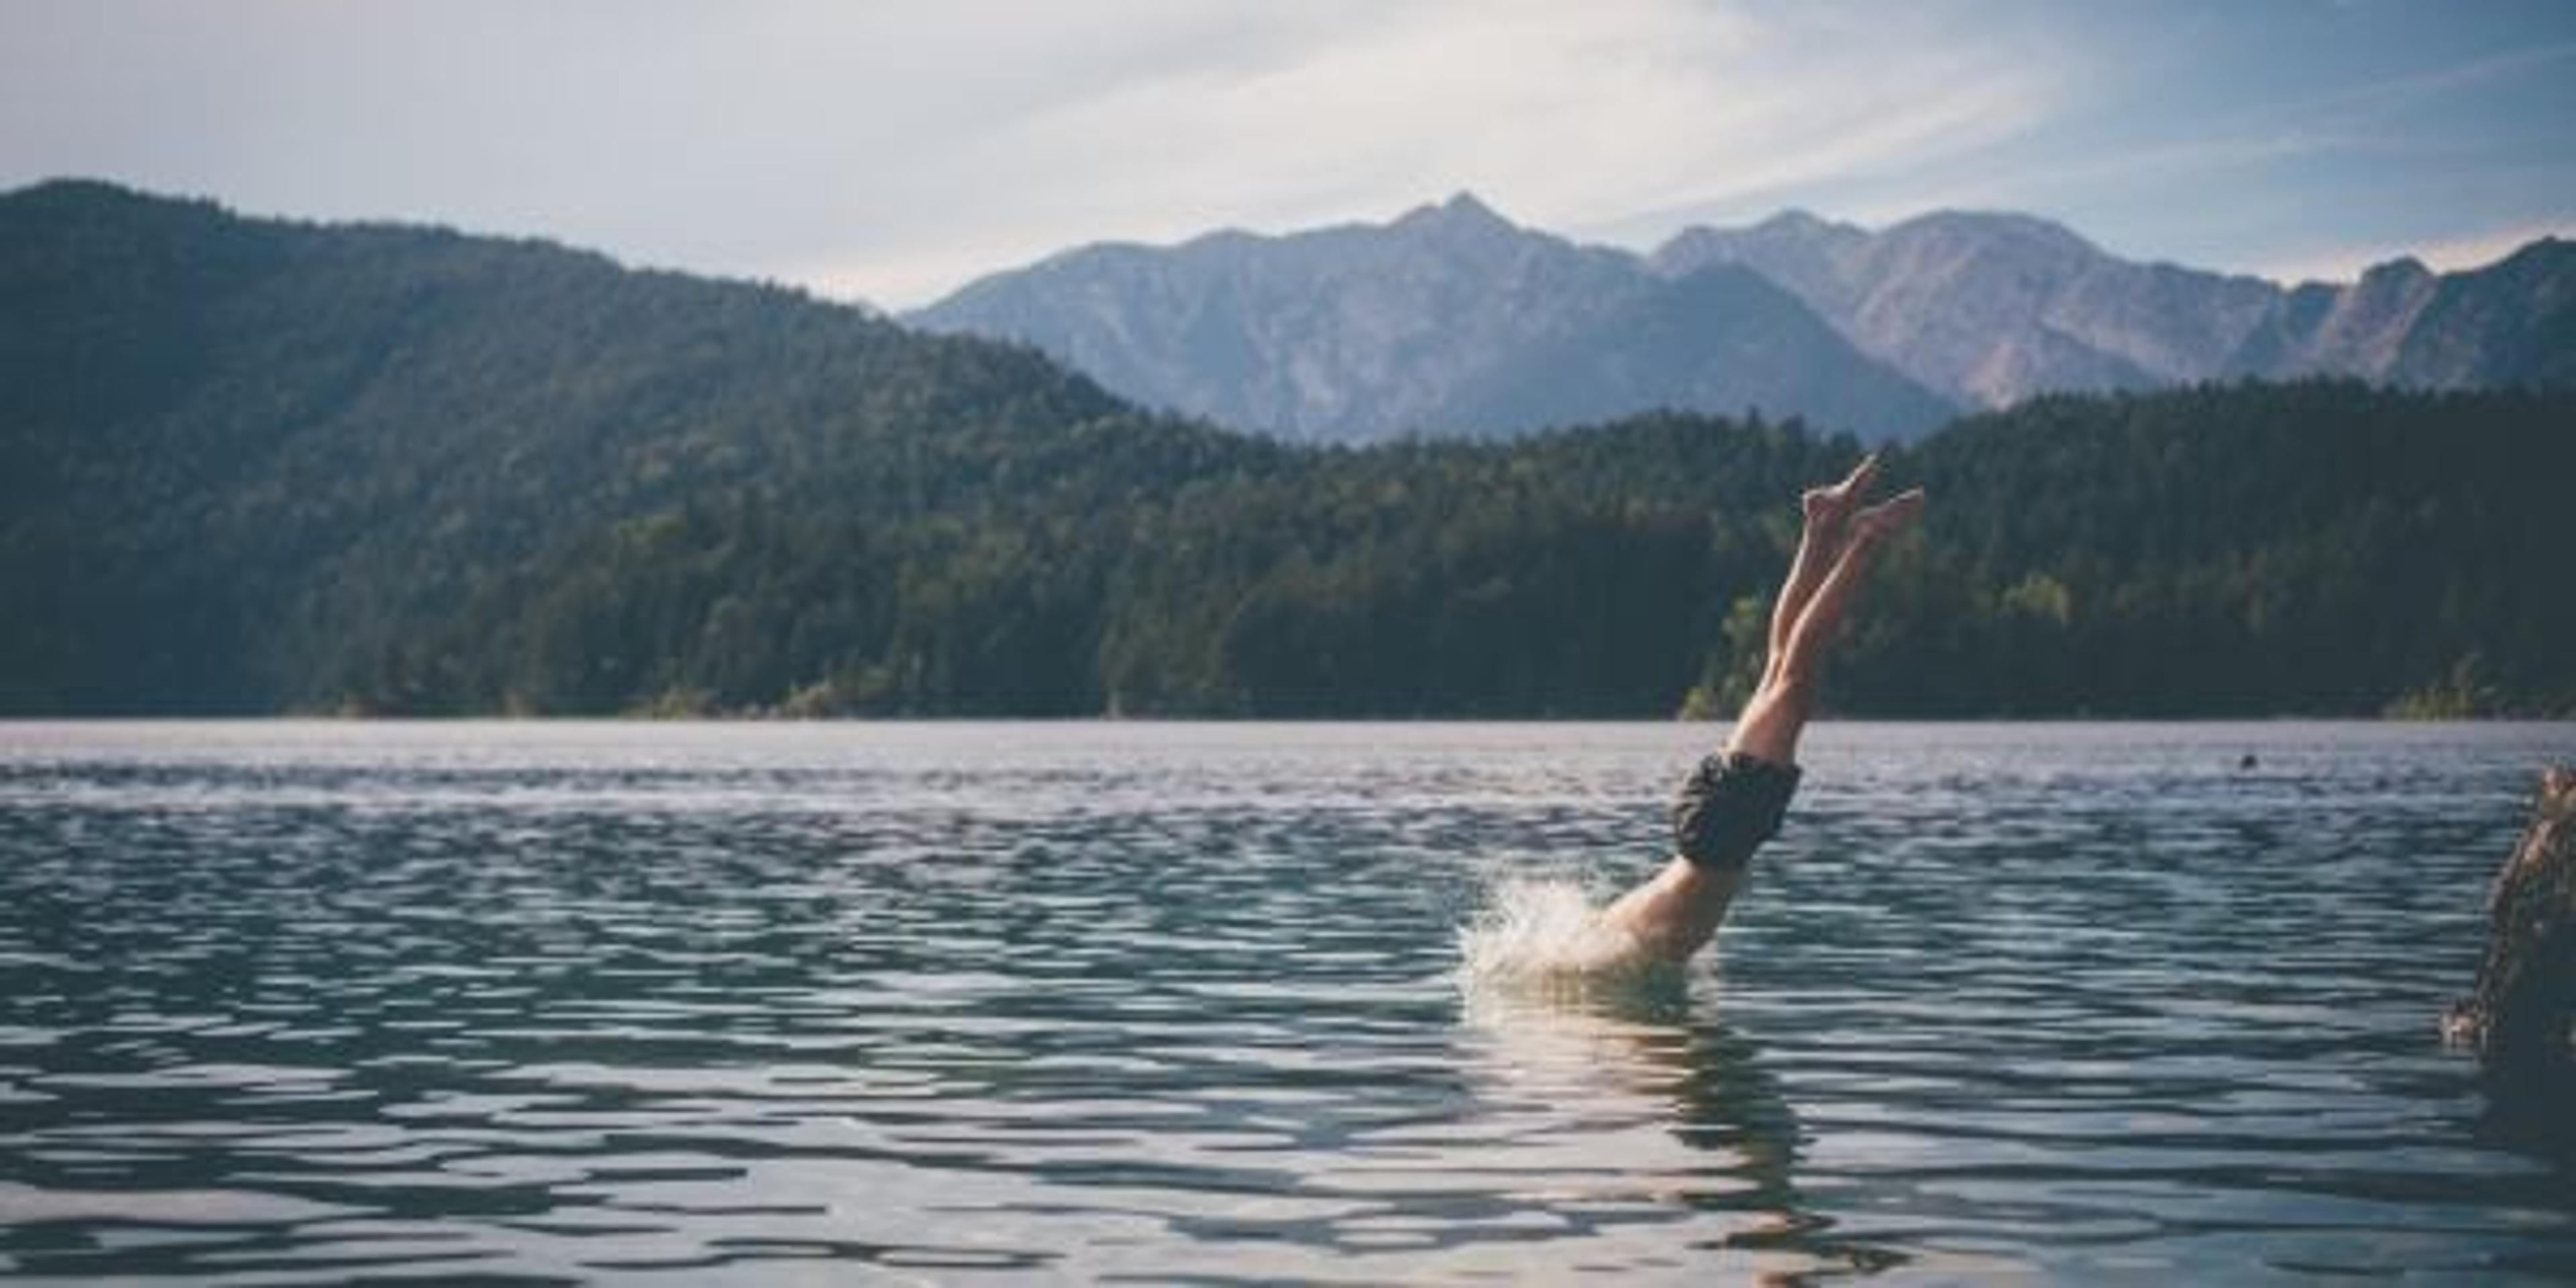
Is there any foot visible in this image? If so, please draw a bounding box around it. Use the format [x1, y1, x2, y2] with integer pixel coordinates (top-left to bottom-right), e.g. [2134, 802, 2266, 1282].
[1849, 487, 1926, 549]
[1800, 453, 1879, 541]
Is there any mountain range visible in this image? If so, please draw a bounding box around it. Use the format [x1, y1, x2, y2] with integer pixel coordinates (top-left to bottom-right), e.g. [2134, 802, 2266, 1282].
[912, 195, 1955, 441]
[912, 195, 2575, 442]
[2, 179, 2569, 718]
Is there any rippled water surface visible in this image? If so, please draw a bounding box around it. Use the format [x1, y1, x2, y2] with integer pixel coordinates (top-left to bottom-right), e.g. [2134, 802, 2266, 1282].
[4, 720, 2574, 1283]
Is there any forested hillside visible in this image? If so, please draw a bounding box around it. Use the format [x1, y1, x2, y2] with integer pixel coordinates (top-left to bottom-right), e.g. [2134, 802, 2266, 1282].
[3, 182, 2569, 718]
[0, 180, 1165, 712]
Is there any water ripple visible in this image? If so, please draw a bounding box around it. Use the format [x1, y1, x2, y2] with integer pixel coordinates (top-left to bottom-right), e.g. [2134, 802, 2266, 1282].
[1, 719, 2571, 1282]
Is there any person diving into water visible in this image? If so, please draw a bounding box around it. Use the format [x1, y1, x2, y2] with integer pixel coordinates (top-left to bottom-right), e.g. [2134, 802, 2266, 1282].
[1596, 455, 1924, 963]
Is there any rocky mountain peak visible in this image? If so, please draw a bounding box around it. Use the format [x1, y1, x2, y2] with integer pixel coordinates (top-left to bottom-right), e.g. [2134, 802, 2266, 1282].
[2359, 256, 2435, 285]
[1389, 191, 1520, 244]
[1880, 209, 2101, 262]
[1746, 208, 1864, 241]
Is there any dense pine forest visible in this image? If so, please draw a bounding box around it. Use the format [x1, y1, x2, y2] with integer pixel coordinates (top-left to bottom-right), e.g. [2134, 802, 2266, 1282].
[3, 182, 2569, 718]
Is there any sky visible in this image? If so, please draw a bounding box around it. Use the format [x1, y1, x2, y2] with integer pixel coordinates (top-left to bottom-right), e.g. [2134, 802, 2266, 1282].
[5, 1, 2572, 309]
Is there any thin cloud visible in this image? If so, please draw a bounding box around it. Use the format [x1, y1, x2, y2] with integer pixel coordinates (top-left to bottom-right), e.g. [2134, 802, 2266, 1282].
[841, 2, 2068, 301]
[0, 1, 2567, 307]
[2269, 39, 2576, 125]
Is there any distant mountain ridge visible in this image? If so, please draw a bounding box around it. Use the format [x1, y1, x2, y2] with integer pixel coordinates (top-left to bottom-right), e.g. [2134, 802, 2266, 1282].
[916, 196, 2575, 439]
[1655, 208, 2575, 407]
[911, 194, 1957, 442]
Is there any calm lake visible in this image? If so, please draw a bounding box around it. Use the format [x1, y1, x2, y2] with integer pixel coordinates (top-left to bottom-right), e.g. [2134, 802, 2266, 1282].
[3, 720, 2573, 1283]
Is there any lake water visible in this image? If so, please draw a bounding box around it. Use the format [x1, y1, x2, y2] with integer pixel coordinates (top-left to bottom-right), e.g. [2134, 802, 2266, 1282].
[2, 720, 2573, 1284]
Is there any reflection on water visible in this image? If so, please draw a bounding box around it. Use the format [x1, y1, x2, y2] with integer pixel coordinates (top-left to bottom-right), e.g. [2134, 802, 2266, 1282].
[1458, 979, 1921, 1281]
[1, 720, 2572, 1282]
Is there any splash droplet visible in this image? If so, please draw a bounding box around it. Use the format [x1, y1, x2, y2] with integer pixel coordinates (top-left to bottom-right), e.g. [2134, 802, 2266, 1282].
[1456, 876, 1662, 990]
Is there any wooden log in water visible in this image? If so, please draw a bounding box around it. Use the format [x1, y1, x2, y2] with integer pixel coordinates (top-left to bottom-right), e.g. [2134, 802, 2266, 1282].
[2445, 766, 2576, 1063]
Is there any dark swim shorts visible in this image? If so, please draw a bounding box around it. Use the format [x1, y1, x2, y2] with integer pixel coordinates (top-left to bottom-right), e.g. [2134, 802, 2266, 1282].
[1672, 751, 1802, 871]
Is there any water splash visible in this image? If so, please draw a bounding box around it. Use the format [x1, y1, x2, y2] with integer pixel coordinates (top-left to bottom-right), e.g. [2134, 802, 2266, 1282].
[1455, 875, 1665, 990]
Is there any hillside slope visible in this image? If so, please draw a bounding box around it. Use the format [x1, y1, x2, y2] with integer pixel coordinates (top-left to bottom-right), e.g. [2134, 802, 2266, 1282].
[0, 179, 1230, 712]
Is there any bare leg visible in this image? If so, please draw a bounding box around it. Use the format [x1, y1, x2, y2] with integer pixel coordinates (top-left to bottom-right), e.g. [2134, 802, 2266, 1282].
[1770, 453, 1878, 667]
[1733, 489, 1921, 766]
[1600, 483, 1923, 961]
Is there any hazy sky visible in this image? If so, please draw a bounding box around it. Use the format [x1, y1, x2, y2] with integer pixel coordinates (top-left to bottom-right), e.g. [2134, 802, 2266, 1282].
[6, 1, 2571, 308]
